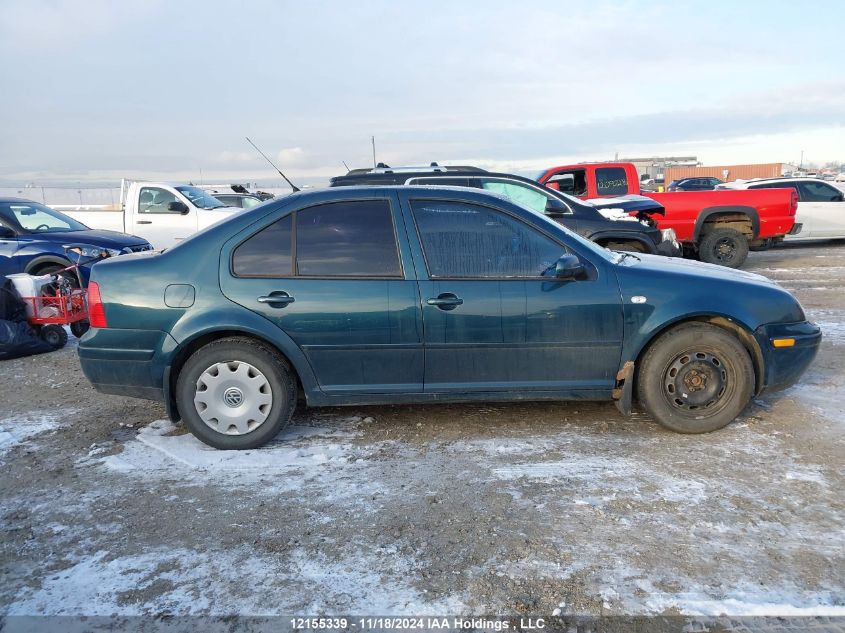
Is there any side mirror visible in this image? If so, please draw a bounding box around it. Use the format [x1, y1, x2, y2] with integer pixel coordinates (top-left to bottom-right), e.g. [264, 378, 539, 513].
[544, 197, 569, 216]
[0, 226, 15, 238]
[554, 254, 584, 280]
[167, 201, 190, 214]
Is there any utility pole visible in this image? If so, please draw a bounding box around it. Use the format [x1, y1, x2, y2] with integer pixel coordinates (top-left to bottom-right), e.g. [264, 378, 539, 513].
[800, 150, 804, 169]
[372, 136, 377, 168]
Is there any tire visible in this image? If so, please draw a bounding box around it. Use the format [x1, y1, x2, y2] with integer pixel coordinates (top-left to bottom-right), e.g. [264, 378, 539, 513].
[698, 228, 749, 268]
[40, 324, 68, 349]
[70, 320, 90, 338]
[636, 323, 754, 434]
[176, 337, 297, 449]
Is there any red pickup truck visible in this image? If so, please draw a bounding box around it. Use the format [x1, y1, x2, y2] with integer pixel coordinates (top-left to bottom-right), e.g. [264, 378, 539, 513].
[536, 162, 798, 268]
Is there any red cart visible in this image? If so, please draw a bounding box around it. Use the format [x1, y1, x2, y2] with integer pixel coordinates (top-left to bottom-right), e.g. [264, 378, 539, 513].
[19, 287, 88, 349]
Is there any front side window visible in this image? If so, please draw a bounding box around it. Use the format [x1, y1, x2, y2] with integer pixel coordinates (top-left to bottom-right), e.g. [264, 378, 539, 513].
[547, 170, 587, 196]
[296, 200, 401, 277]
[595, 167, 628, 196]
[411, 200, 565, 278]
[232, 214, 292, 276]
[479, 179, 550, 214]
[175, 186, 226, 209]
[4, 202, 88, 233]
[138, 187, 180, 214]
[798, 181, 843, 202]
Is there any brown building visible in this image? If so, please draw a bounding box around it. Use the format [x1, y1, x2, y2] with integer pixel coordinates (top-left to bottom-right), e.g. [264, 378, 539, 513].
[664, 163, 785, 184]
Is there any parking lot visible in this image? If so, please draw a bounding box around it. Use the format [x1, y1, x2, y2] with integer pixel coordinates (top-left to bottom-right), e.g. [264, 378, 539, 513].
[1, 242, 843, 617]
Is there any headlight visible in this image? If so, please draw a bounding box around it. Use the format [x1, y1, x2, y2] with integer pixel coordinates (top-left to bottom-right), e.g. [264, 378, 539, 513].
[661, 228, 678, 242]
[69, 245, 123, 258]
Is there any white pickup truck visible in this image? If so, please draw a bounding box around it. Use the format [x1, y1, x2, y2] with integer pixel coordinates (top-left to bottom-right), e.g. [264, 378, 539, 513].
[61, 181, 244, 250]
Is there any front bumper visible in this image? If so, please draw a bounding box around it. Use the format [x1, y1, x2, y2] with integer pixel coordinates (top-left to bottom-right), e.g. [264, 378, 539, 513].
[755, 320, 821, 393]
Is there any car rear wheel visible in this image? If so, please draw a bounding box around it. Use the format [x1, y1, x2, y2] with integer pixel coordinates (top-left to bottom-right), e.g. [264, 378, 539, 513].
[176, 337, 297, 449]
[637, 323, 754, 434]
[698, 228, 749, 268]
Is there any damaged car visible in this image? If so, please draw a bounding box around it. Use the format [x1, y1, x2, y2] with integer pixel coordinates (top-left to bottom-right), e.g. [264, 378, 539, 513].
[79, 186, 820, 449]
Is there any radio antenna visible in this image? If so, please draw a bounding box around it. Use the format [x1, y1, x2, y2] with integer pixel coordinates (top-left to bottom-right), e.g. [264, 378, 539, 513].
[245, 136, 300, 192]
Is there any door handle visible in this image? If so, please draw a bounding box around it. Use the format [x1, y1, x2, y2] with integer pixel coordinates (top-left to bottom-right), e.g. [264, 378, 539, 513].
[257, 291, 295, 307]
[426, 293, 463, 310]
[136, 220, 153, 224]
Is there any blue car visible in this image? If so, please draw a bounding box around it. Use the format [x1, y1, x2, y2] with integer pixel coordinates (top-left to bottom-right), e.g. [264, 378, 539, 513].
[78, 186, 820, 449]
[0, 198, 152, 283]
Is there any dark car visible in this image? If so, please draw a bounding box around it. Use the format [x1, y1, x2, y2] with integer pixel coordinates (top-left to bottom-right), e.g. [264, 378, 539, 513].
[331, 166, 680, 256]
[78, 186, 820, 450]
[0, 198, 152, 283]
[667, 177, 724, 192]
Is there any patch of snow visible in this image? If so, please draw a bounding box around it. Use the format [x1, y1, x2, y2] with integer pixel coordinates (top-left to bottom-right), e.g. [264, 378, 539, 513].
[0, 412, 65, 457]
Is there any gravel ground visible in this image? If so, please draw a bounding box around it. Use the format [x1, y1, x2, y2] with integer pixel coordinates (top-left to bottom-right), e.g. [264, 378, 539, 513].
[0, 242, 843, 623]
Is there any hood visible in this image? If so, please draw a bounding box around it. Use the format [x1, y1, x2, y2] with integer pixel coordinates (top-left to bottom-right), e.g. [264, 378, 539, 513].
[21, 229, 149, 248]
[587, 194, 665, 216]
[621, 252, 773, 284]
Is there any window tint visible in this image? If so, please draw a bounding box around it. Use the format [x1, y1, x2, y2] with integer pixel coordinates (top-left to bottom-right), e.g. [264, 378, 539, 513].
[295, 200, 401, 277]
[750, 181, 798, 191]
[411, 200, 565, 278]
[595, 167, 628, 196]
[138, 187, 179, 214]
[232, 214, 292, 276]
[480, 179, 550, 214]
[798, 181, 843, 202]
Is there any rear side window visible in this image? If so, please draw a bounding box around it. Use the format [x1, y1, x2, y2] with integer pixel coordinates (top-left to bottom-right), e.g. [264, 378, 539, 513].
[410, 200, 565, 278]
[595, 167, 628, 196]
[296, 200, 401, 277]
[232, 214, 292, 276]
[479, 179, 550, 214]
[232, 200, 402, 278]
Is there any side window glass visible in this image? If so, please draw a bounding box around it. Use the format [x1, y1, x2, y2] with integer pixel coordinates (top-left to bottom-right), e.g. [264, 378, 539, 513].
[595, 167, 628, 196]
[480, 179, 549, 214]
[296, 200, 401, 277]
[232, 215, 292, 276]
[798, 181, 842, 202]
[138, 187, 179, 214]
[241, 197, 261, 209]
[410, 200, 565, 278]
[547, 170, 587, 196]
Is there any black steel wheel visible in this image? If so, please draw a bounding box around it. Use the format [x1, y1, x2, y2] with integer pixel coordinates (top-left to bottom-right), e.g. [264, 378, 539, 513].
[637, 323, 754, 433]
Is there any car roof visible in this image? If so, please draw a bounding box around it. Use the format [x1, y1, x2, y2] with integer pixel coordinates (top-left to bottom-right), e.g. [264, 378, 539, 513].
[721, 177, 823, 188]
[0, 197, 38, 204]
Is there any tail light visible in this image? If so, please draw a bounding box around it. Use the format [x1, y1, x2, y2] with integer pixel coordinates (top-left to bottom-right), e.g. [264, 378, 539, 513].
[87, 281, 107, 328]
[790, 189, 798, 216]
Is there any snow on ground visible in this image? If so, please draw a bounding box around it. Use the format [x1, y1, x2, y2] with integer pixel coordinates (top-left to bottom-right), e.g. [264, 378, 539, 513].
[0, 411, 67, 457]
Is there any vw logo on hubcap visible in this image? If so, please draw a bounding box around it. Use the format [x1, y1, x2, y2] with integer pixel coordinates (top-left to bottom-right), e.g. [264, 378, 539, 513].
[223, 387, 244, 408]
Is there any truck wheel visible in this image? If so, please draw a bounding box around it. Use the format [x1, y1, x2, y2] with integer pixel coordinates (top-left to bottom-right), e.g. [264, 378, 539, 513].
[637, 323, 754, 434]
[176, 337, 297, 449]
[698, 228, 749, 268]
[40, 324, 68, 349]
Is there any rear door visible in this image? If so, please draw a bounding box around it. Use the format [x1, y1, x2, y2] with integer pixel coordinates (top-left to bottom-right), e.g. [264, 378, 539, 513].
[132, 186, 199, 249]
[220, 191, 424, 394]
[399, 192, 623, 393]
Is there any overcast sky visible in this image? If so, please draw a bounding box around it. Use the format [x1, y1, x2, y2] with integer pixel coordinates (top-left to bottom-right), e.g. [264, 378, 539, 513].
[1, 0, 843, 185]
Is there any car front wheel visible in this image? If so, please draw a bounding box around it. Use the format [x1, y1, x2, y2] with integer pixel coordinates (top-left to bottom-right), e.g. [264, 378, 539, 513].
[637, 323, 754, 433]
[176, 337, 297, 449]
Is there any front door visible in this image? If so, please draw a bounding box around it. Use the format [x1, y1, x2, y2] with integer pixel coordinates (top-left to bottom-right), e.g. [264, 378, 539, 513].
[402, 195, 623, 393]
[797, 181, 845, 238]
[133, 186, 198, 249]
[220, 194, 424, 394]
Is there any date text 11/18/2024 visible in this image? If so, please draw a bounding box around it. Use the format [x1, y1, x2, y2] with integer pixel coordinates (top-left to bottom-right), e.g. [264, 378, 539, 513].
[289, 617, 546, 630]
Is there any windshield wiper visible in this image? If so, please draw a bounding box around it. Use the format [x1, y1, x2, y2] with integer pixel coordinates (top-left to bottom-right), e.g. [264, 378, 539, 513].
[616, 251, 641, 263]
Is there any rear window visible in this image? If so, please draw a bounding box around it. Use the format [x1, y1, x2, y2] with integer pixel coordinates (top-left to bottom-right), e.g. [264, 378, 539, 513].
[595, 167, 629, 196]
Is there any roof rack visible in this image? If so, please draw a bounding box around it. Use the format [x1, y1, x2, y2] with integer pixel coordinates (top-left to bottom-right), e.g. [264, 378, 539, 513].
[345, 162, 487, 176]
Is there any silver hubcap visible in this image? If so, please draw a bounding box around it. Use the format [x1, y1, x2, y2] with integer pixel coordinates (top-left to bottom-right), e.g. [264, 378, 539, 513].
[194, 361, 273, 435]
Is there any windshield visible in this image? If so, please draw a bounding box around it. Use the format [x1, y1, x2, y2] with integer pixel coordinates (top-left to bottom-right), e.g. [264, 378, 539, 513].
[1, 201, 90, 233]
[175, 186, 228, 209]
